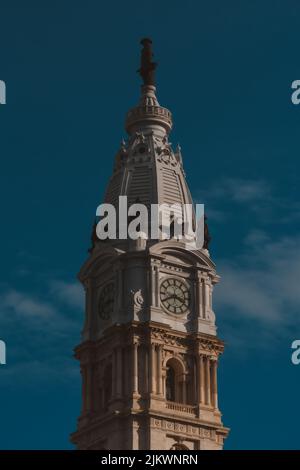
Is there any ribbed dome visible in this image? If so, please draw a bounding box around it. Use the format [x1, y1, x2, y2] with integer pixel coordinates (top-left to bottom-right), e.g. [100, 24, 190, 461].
[100, 39, 195, 248]
[105, 85, 193, 219]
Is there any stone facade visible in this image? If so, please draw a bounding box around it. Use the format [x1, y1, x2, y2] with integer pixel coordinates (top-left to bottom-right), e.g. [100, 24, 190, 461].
[70, 41, 229, 450]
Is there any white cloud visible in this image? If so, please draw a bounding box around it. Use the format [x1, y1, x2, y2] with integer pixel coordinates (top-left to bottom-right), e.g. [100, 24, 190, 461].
[243, 229, 270, 247]
[0, 358, 79, 387]
[215, 234, 300, 329]
[198, 177, 271, 205]
[1, 290, 56, 318]
[227, 179, 270, 203]
[215, 265, 280, 323]
[49, 280, 84, 310]
[199, 177, 300, 350]
[0, 280, 83, 386]
[196, 176, 296, 229]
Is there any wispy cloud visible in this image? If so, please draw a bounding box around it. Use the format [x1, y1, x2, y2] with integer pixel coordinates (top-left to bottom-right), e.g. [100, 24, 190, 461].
[198, 177, 271, 205]
[200, 177, 300, 351]
[1, 290, 57, 318]
[49, 280, 84, 310]
[196, 176, 297, 226]
[0, 358, 79, 389]
[215, 233, 300, 352]
[215, 265, 281, 323]
[0, 279, 83, 386]
[243, 229, 270, 246]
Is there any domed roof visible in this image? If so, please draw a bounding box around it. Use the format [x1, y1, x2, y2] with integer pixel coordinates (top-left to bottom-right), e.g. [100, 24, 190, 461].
[101, 39, 195, 247]
[104, 83, 194, 221]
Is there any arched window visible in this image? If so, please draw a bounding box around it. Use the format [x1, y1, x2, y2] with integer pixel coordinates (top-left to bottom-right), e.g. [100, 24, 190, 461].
[165, 358, 186, 403]
[166, 365, 175, 401]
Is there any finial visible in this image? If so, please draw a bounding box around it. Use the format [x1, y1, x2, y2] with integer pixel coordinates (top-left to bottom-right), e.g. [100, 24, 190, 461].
[176, 143, 183, 165]
[138, 38, 157, 86]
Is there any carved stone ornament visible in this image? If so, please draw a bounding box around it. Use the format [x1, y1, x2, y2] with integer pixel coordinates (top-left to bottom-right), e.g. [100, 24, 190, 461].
[130, 289, 144, 310]
[156, 140, 177, 166]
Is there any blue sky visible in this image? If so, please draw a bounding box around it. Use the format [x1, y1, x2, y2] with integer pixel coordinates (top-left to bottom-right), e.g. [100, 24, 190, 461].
[0, 0, 300, 449]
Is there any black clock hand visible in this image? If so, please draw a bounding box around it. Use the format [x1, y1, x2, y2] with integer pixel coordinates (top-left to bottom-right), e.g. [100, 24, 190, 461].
[164, 294, 184, 303]
[174, 295, 184, 302]
[164, 295, 176, 302]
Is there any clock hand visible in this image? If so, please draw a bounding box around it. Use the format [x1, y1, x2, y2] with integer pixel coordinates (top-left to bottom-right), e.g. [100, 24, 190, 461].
[164, 295, 176, 302]
[164, 294, 184, 303]
[174, 295, 184, 302]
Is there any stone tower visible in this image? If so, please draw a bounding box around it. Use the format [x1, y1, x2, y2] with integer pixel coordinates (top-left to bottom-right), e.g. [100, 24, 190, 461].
[71, 39, 229, 450]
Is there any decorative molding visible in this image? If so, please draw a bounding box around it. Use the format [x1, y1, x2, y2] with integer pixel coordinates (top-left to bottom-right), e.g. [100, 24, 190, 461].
[151, 417, 221, 441]
[161, 263, 183, 272]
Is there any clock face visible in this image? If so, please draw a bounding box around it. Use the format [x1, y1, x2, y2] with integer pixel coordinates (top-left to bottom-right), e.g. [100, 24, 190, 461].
[98, 282, 114, 320]
[160, 278, 190, 315]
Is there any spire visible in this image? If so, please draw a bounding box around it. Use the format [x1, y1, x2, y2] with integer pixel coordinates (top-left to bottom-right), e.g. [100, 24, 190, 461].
[125, 39, 172, 135]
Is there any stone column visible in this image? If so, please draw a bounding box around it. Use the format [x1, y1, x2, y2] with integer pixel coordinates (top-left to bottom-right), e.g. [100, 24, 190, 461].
[182, 375, 187, 404]
[204, 280, 210, 319]
[196, 355, 201, 405]
[205, 356, 211, 406]
[151, 265, 156, 307]
[112, 350, 117, 398]
[155, 266, 160, 307]
[157, 345, 163, 395]
[116, 347, 122, 398]
[196, 354, 205, 405]
[123, 347, 128, 397]
[132, 342, 138, 394]
[197, 274, 203, 319]
[149, 343, 156, 394]
[144, 347, 149, 394]
[202, 279, 206, 319]
[211, 358, 218, 409]
[193, 359, 197, 404]
[209, 284, 213, 309]
[200, 355, 205, 404]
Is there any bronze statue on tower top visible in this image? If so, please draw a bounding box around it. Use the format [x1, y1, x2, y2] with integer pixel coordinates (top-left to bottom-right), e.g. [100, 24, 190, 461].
[138, 38, 157, 86]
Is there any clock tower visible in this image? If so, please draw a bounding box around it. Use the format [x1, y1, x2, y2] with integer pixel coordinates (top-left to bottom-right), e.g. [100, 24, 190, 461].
[71, 39, 229, 450]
